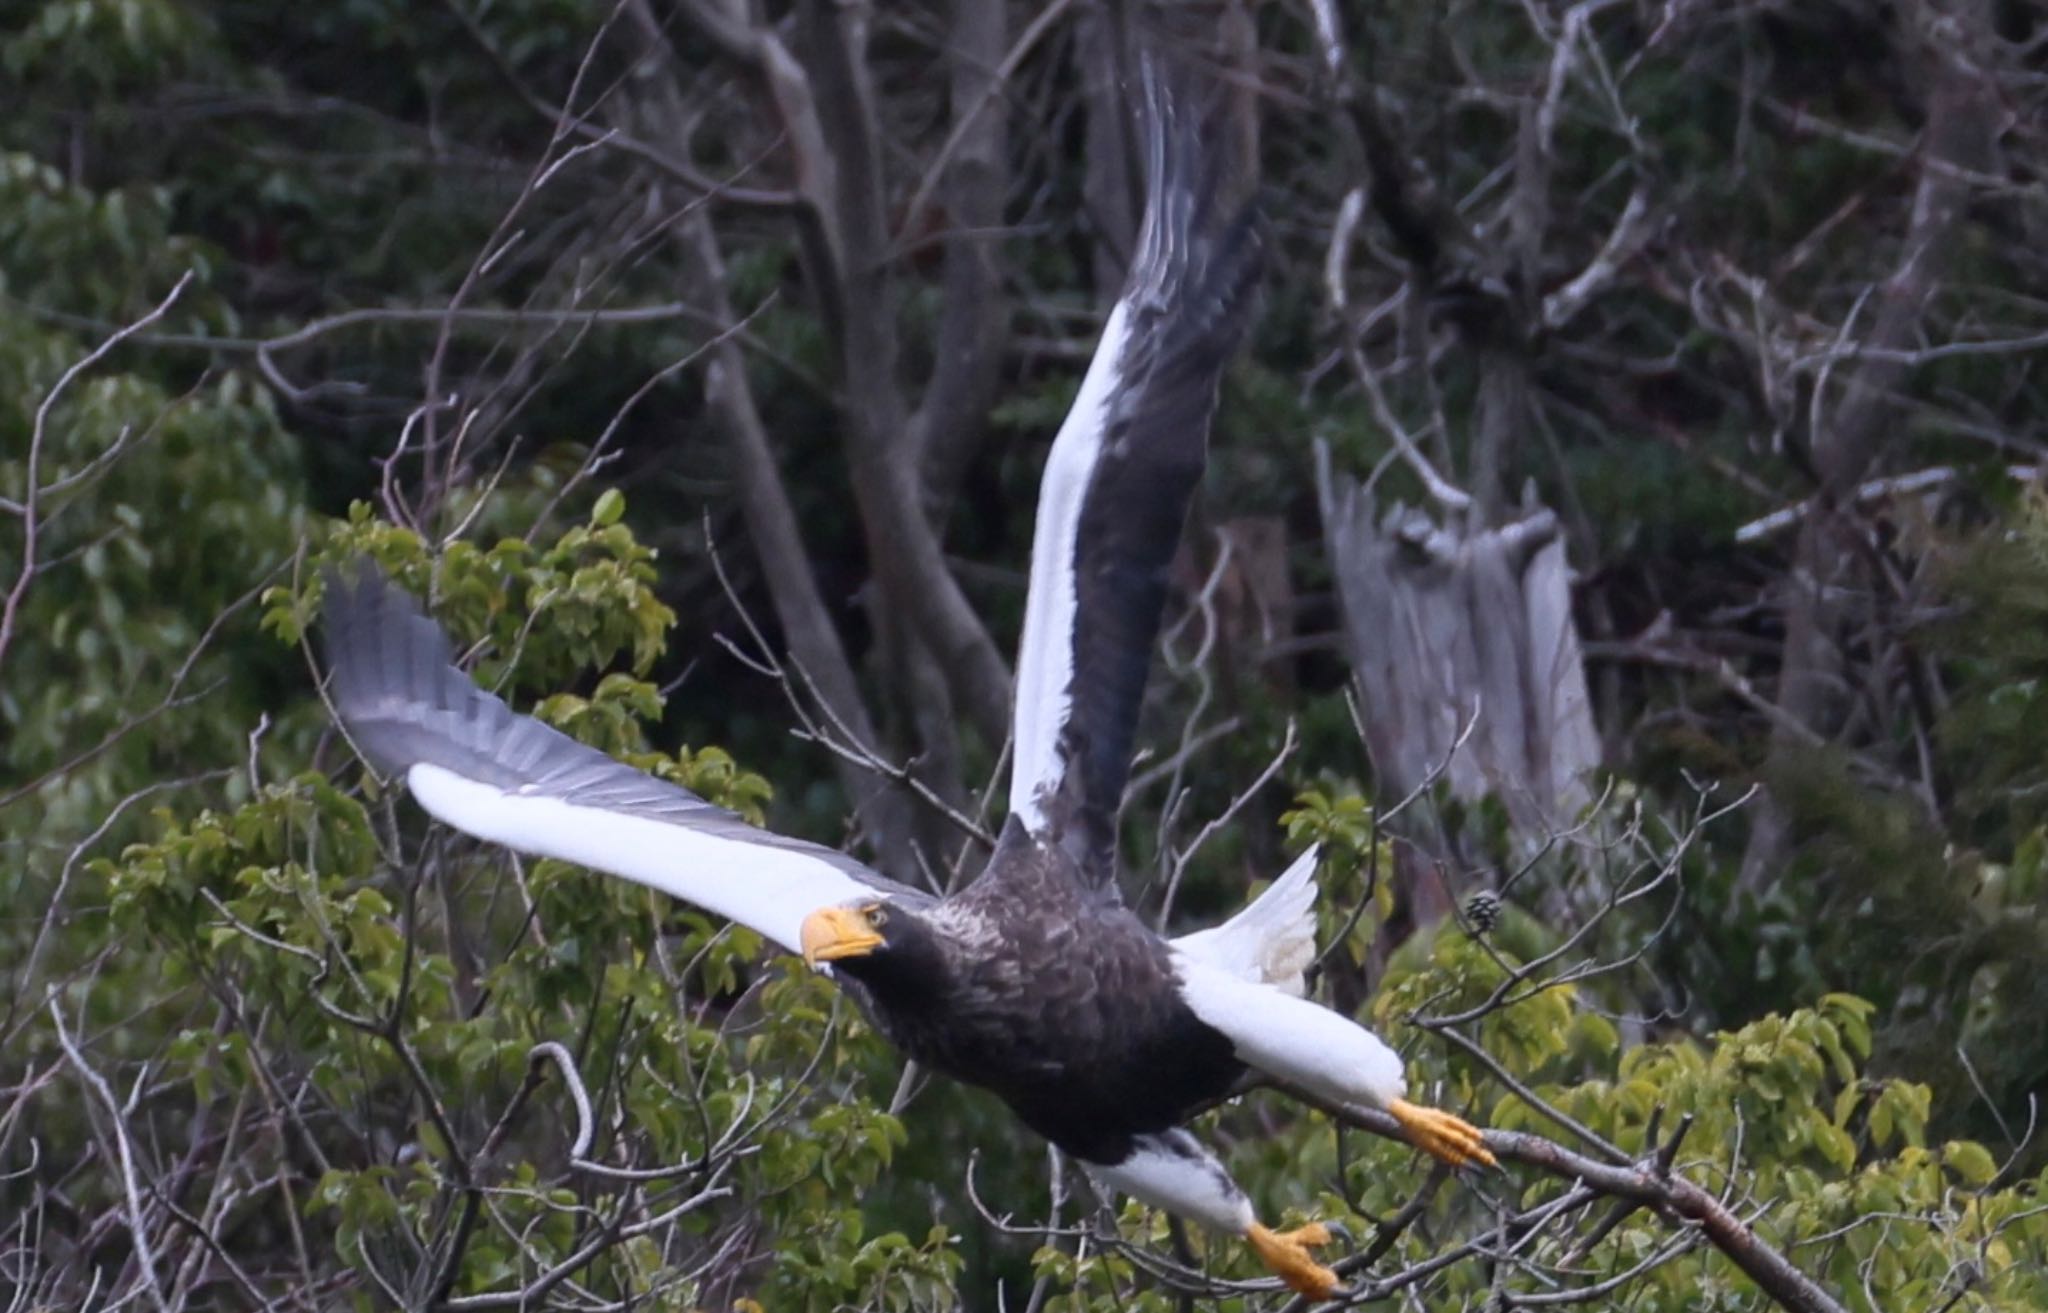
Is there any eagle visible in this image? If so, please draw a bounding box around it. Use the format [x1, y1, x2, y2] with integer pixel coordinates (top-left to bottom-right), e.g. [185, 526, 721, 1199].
[321, 69, 1492, 1301]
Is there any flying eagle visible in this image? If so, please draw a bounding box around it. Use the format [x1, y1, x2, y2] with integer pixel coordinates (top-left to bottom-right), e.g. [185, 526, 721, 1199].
[321, 70, 1492, 1301]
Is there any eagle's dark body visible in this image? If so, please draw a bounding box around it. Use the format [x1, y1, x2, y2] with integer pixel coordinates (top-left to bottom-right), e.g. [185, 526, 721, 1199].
[836, 819, 1243, 1163]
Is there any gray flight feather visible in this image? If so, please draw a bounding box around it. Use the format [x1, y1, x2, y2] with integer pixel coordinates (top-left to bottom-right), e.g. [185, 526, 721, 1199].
[320, 562, 925, 904]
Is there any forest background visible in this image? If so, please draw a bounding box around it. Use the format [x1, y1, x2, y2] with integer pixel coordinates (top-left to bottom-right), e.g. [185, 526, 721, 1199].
[4, 0, 2048, 1308]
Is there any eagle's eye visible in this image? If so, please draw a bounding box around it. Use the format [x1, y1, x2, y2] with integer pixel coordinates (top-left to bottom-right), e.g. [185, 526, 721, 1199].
[867, 905, 890, 928]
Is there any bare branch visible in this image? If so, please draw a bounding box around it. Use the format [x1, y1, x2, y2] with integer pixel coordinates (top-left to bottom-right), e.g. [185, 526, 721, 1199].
[0, 272, 193, 677]
[1286, 1086, 1851, 1313]
[48, 997, 169, 1313]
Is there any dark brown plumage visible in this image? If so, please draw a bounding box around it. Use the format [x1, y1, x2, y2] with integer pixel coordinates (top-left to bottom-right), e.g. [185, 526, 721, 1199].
[827, 820, 1242, 1164]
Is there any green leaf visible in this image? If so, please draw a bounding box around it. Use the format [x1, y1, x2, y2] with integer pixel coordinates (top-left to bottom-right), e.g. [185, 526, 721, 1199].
[1812, 1120, 1856, 1172]
[1944, 1139, 1997, 1186]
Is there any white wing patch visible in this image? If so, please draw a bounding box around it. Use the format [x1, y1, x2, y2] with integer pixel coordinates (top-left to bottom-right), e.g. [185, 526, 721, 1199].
[407, 763, 881, 955]
[1171, 949, 1407, 1109]
[1171, 845, 1320, 995]
[1009, 301, 1132, 833]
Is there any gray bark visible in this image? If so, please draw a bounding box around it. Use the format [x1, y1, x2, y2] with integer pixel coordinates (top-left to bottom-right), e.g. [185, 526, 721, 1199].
[1078, 1, 1137, 294]
[1318, 447, 1599, 852]
[682, 211, 921, 877]
[793, 0, 1015, 754]
[913, 0, 1012, 515]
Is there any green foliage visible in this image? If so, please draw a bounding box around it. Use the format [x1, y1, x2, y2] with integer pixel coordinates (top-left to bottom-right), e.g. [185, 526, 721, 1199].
[1360, 938, 2042, 1311]
[59, 510, 962, 1307]
[0, 165, 301, 915]
[1282, 788, 1395, 964]
[3, 0, 215, 98]
[0, 355, 300, 812]
[0, 153, 224, 318]
[1938, 487, 2048, 841]
[264, 497, 680, 695]
[1681, 747, 2048, 1169]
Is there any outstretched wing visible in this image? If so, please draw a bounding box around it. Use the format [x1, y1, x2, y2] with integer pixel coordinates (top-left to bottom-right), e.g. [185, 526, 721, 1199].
[1009, 65, 1262, 868]
[321, 564, 929, 954]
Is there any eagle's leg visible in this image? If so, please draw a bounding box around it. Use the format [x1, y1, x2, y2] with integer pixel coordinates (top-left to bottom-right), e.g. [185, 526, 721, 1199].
[1087, 1130, 1340, 1301]
[1388, 1097, 1497, 1169]
[1244, 1220, 1339, 1298]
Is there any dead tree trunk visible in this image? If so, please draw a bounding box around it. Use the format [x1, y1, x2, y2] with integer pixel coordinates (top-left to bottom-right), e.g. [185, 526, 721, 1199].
[1318, 446, 1600, 918]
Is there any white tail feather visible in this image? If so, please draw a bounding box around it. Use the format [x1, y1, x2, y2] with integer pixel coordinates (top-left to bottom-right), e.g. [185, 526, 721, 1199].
[1170, 845, 1320, 995]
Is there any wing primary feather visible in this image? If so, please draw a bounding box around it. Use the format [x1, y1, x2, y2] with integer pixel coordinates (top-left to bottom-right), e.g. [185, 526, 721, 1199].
[319, 563, 925, 953]
[1008, 57, 1264, 868]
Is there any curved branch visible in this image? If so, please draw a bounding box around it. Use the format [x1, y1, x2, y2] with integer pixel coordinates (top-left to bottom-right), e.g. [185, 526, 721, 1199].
[1282, 1085, 1851, 1313]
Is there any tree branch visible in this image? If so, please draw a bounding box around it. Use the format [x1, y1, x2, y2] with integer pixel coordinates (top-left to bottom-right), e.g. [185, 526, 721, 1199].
[909, 0, 1015, 513]
[0, 272, 192, 679]
[1284, 1086, 1851, 1313]
[680, 210, 922, 876]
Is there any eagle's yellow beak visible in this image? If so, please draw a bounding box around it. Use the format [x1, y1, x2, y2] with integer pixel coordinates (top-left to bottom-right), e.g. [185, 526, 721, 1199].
[800, 905, 884, 968]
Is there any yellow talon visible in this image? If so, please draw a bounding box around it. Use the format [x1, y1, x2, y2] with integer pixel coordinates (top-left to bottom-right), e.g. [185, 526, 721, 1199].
[1389, 1097, 1498, 1169]
[1246, 1221, 1339, 1300]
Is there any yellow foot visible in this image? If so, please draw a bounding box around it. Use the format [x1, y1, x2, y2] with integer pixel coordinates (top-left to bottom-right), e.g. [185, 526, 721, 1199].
[1246, 1221, 1339, 1300]
[1389, 1097, 1498, 1169]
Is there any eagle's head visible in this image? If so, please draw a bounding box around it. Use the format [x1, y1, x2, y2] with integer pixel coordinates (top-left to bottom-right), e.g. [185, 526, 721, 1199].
[799, 899, 948, 996]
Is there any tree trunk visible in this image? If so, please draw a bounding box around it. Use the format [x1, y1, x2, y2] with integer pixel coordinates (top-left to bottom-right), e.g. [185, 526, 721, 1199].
[1318, 446, 1599, 897]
